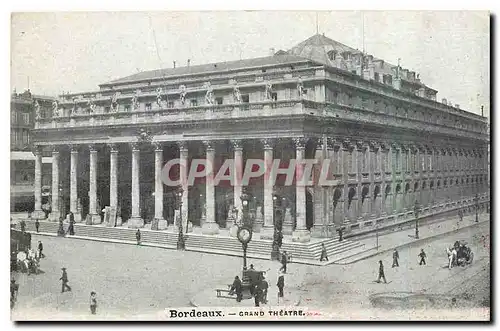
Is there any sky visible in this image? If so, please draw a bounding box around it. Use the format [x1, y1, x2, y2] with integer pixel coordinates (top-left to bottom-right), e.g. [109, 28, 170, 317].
[10, 11, 489, 116]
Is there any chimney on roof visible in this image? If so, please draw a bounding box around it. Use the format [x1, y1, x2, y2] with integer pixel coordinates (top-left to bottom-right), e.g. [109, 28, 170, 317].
[442, 98, 447, 105]
[481, 105, 484, 117]
[455, 104, 460, 109]
[269, 48, 275, 56]
[187, 59, 191, 67]
[173, 61, 176, 68]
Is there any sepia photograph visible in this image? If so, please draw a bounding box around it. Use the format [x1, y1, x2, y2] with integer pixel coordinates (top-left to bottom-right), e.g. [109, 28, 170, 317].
[9, 10, 490, 321]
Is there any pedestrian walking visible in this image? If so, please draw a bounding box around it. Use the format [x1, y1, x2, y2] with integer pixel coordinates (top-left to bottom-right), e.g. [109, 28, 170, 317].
[377, 260, 387, 283]
[261, 276, 269, 304]
[136, 229, 141, 245]
[277, 273, 285, 298]
[229, 276, 243, 302]
[253, 284, 261, 307]
[10, 279, 19, 309]
[320, 243, 329, 262]
[38, 241, 45, 258]
[35, 219, 40, 233]
[68, 213, 75, 236]
[279, 251, 288, 273]
[20, 220, 26, 233]
[392, 249, 399, 267]
[90, 291, 97, 315]
[60, 268, 72, 293]
[418, 249, 427, 265]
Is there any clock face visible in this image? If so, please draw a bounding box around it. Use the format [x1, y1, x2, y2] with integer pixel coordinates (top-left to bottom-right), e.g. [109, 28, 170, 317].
[237, 227, 252, 243]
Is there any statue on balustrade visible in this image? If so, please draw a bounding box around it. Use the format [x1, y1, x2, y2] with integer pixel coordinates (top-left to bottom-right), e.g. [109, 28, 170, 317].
[233, 84, 242, 103]
[87, 98, 97, 113]
[179, 85, 187, 106]
[204, 82, 215, 105]
[156, 87, 163, 107]
[51, 100, 60, 118]
[110, 93, 119, 112]
[265, 82, 273, 100]
[33, 100, 41, 120]
[297, 78, 305, 99]
[131, 90, 140, 110]
[72, 98, 78, 115]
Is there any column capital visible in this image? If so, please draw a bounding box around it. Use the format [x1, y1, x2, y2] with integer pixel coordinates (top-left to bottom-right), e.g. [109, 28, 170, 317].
[50, 145, 60, 154]
[130, 142, 141, 151]
[314, 137, 324, 150]
[203, 140, 215, 151]
[326, 137, 342, 150]
[355, 140, 367, 151]
[109, 143, 119, 153]
[152, 141, 163, 151]
[88, 143, 97, 152]
[31, 144, 42, 156]
[177, 141, 188, 151]
[379, 142, 390, 152]
[261, 138, 275, 150]
[391, 142, 400, 151]
[292, 137, 307, 149]
[69, 144, 79, 153]
[231, 139, 243, 150]
[342, 138, 354, 151]
[368, 140, 380, 152]
[136, 128, 153, 144]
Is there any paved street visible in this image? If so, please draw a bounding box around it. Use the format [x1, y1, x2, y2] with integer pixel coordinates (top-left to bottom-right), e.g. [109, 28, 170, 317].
[11, 220, 490, 320]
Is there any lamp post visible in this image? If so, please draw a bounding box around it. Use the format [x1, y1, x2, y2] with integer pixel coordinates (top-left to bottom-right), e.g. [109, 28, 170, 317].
[474, 193, 479, 223]
[271, 194, 282, 260]
[414, 200, 421, 239]
[176, 186, 185, 250]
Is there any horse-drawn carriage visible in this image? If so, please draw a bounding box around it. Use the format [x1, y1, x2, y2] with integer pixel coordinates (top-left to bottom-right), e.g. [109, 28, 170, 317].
[447, 240, 474, 268]
[10, 229, 39, 274]
[454, 240, 474, 266]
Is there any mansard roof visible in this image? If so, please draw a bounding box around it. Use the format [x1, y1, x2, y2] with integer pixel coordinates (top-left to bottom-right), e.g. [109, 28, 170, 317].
[103, 54, 316, 86]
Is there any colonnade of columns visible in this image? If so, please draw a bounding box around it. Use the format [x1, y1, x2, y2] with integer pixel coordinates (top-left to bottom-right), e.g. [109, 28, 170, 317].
[31, 136, 488, 241]
[32, 137, 311, 242]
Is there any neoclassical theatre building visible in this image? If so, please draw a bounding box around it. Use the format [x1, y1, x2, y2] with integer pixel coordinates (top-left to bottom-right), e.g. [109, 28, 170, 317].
[31, 34, 489, 242]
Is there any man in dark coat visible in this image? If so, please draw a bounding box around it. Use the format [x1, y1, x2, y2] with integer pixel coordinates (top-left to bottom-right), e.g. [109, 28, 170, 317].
[320, 243, 329, 262]
[377, 260, 387, 283]
[136, 229, 141, 245]
[68, 213, 75, 235]
[253, 284, 262, 307]
[279, 251, 288, 273]
[20, 220, 26, 233]
[35, 219, 40, 233]
[57, 219, 65, 236]
[277, 273, 285, 298]
[90, 291, 97, 315]
[229, 276, 243, 302]
[60, 268, 72, 293]
[392, 249, 399, 267]
[261, 277, 269, 304]
[418, 249, 427, 265]
[38, 241, 45, 258]
[10, 279, 19, 309]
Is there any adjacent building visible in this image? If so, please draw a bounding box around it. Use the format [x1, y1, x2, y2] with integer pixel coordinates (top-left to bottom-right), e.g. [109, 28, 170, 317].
[11, 90, 54, 214]
[30, 34, 489, 242]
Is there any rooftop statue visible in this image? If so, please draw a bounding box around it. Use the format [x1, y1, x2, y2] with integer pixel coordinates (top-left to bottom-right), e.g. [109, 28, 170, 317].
[179, 85, 187, 106]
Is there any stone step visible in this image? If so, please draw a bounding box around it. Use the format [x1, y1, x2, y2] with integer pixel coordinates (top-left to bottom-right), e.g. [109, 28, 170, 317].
[21, 220, 365, 262]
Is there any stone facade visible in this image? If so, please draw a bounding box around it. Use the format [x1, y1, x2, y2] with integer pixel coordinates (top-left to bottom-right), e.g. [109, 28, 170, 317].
[30, 35, 490, 241]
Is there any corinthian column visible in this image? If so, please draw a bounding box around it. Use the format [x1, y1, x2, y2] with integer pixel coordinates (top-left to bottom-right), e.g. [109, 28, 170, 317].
[32, 145, 45, 219]
[292, 137, 311, 242]
[229, 139, 243, 230]
[70, 144, 81, 222]
[50, 146, 60, 221]
[108, 144, 119, 227]
[202, 140, 219, 235]
[178, 141, 189, 229]
[87, 144, 101, 225]
[154, 142, 167, 230]
[128, 142, 144, 228]
[260, 138, 275, 239]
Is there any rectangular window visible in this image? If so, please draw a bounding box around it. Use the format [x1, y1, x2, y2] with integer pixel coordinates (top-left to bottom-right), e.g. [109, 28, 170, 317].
[215, 97, 223, 105]
[167, 101, 174, 108]
[271, 92, 278, 101]
[124, 105, 131, 112]
[351, 70, 357, 74]
[190, 99, 198, 107]
[374, 72, 380, 82]
[145, 103, 152, 111]
[22, 113, 29, 124]
[104, 106, 110, 113]
[11, 112, 16, 124]
[242, 95, 249, 103]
